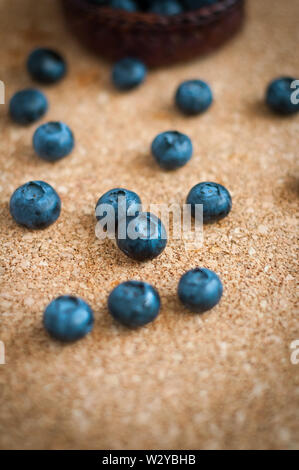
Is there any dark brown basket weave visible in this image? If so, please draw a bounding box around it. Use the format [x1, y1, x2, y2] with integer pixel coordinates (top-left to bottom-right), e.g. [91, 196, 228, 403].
[61, 0, 245, 67]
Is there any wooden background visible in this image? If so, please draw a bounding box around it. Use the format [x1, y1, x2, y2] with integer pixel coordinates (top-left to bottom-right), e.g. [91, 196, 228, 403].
[0, 0, 298, 450]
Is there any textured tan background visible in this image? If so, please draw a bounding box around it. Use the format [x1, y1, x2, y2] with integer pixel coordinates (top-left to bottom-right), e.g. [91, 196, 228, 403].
[0, 0, 298, 450]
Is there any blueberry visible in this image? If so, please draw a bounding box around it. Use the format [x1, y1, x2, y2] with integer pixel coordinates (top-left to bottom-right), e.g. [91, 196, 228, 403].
[96, 188, 141, 232]
[116, 212, 167, 261]
[27, 48, 67, 84]
[110, 0, 137, 11]
[151, 130, 193, 170]
[175, 79, 213, 115]
[148, 0, 183, 15]
[108, 281, 160, 327]
[186, 182, 232, 223]
[112, 57, 147, 90]
[9, 89, 48, 125]
[43, 296, 94, 342]
[178, 268, 223, 313]
[183, 0, 217, 10]
[265, 77, 299, 115]
[33, 121, 75, 161]
[10, 181, 61, 229]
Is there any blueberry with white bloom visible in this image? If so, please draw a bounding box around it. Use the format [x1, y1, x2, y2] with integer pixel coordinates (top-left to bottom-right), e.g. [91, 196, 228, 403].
[116, 212, 167, 261]
[95, 188, 141, 231]
[266, 77, 299, 115]
[108, 280, 161, 327]
[10, 181, 61, 229]
[43, 296, 94, 342]
[27, 48, 67, 84]
[186, 182, 232, 223]
[33, 121, 75, 161]
[175, 79, 213, 115]
[151, 130, 193, 170]
[112, 57, 147, 90]
[9, 89, 48, 125]
[178, 268, 223, 313]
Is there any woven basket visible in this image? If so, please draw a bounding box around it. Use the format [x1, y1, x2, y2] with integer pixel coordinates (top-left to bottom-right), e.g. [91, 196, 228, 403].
[61, 0, 245, 67]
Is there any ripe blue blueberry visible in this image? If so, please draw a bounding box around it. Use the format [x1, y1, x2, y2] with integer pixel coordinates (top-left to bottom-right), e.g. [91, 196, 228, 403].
[149, 0, 183, 15]
[108, 281, 161, 327]
[33, 121, 75, 161]
[27, 48, 67, 84]
[112, 57, 147, 90]
[43, 296, 94, 342]
[110, 0, 137, 11]
[265, 77, 299, 115]
[151, 130, 193, 170]
[178, 268, 223, 313]
[95, 188, 142, 231]
[9, 89, 48, 125]
[10, 181, 61, 229]
[116, 212, 167, 261]
[187, 182, 232, 223]
[175, 79, 213, 115]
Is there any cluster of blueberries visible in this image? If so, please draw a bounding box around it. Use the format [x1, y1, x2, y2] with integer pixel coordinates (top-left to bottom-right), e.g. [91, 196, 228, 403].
[8, 44, 298, 342]
[88, 0, 220, 16]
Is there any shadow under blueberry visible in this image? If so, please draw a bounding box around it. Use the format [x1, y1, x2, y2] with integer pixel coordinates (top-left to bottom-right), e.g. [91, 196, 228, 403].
[248, 99, 299, 120]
